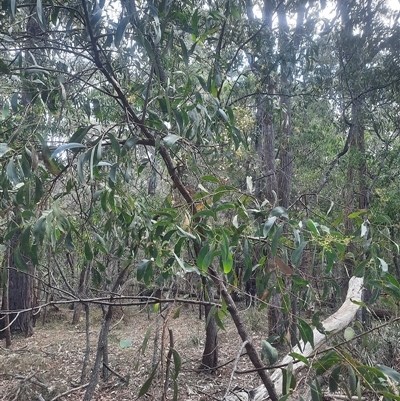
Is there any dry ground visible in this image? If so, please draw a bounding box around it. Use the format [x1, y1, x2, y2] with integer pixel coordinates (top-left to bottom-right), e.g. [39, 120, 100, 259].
[0, 303, 275, 401]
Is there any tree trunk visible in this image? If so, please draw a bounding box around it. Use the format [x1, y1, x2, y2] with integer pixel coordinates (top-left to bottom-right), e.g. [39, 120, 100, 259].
[72, 264, 91, 324]
[0, 258, 12, 347]
[1, 232, 35, 337]
[200, 281, 218, 372]
[83, 305, 112, 401]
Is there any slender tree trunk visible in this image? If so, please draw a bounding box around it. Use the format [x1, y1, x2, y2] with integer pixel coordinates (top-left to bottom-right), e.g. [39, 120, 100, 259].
[83, 305, 112, 401]
[72, 264, 91, 324]
[2, 232, 35, 337]
[0, 258, 12, 347]
[200, 280, 218, 371]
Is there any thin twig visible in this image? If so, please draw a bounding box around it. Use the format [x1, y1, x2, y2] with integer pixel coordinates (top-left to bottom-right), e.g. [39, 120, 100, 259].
[49, 383, 89, 401]
[223, 340, 249, 400]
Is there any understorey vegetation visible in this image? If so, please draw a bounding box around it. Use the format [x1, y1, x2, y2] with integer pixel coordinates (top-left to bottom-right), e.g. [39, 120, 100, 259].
[1, 0, 400, 400]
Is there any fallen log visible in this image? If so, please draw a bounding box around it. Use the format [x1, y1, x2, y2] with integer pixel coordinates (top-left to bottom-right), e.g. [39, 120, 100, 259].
[227, 276, 364, 401]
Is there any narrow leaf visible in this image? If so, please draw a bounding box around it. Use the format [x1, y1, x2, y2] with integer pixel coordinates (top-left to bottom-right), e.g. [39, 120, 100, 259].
[115, 16, 130, 48]
[261, 340, 278, 365]
[0, 143, 10, 158]
[163, 134, 181, 147]
[51, 143, 85, 159]
[37, 0, 43, 24]
[14, 247, 29, 272]
[138, 364, 158, 397]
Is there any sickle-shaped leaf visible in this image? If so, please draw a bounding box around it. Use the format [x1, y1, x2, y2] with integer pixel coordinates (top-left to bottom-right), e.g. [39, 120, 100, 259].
[115, 16, 130, 48]
[261, 340, 278, 365]
[163, 134, 181, 147]
[36, 0, 43, 24]
[14, 246, 29, 272]
[0, 143, 10, 158]
[138, 364, 158, 396]
[51, 143, 86, 159]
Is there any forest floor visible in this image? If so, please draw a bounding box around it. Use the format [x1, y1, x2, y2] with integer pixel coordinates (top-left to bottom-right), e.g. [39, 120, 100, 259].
[0, 302, 278, 401]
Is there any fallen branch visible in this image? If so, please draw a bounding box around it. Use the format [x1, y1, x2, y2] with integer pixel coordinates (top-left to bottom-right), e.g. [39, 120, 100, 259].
[103, 362, 128, 383]
[49, 382, 89, 401]
[227, 276, 363, 401]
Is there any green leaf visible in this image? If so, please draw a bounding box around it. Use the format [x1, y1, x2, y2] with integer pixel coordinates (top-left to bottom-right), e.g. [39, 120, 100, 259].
[163, 134, 181, 147]
[20, 226, 31, 255]
[84, 241, 93, 261]
[0, 59, 10, 74]
[289, 352, 310, 366]
[138, 364, 158, 397]
[33, 176, 42, 203]
[65, 231, 75, 251]
[90, 3, 102, 28]
[201, 175, 219, 183]
[376, 365, 400, 383]
[68, 125, 93, 143]
[222, 252, 233, 274]
[261, 340, 278, 365]
[348, 365, 357, 395]
[378, 257, 388, 273]
[138, 259, 152, 283]
[7, 160, 20, 186]
[197, 244, 213, 272]
[36, 0, 43, 24]
[314, 350, 341, 375]
[263, 216, 277, 237]
[329, 366, 342, 393]
[115, 16, 130, 48]
[344, 327, 355, 341]
[14, 246, 29, 272]
[310, 377, 323, 401]
[51, 143, 85, 159]
[271, 224, 283, 255]
[176, 225, 196, 240]
[270, 206, 289, 219]
[354, 260, 368, 277]
[307, 219, 319, 236]
[11, 93, 18, 112]
[298, 318, 314, 349]
[179, 38, 189, 66]
[0, 143, 10, 158]
[33, 217, 46, 244]
[2, 102, 9, 119]
[172, 349, 182, 379]
[141, 327, 152, 354]
[119, 338, 132, 349]
[292, 241, 308, 267]
[108, 133, 120, 156]
[92, 99, 102, 120]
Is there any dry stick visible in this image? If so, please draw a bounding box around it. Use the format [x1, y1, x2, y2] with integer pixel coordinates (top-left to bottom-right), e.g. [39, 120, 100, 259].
[163, 328, 174, 401]
[82, 261, 131, 401]
[102, 362, 128, 383]
[49, 383, 89, 401]
[80, 303, 90, 385]
[209, 266, 278, 401]
[0, 295, 220, 315]
[0, 312, 20, 333]
[223, 340, 249, 400]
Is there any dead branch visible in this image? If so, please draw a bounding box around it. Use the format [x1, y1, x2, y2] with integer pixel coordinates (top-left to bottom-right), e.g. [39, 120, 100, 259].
[49, 382, 89, 401]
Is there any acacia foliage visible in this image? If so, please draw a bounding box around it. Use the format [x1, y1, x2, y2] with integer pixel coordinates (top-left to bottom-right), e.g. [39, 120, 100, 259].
[1, 0, 400, 399]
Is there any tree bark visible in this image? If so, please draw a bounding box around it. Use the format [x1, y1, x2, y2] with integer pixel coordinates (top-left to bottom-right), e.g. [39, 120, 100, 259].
[1, 232, 35, 337]
[200, 284, 218, 372]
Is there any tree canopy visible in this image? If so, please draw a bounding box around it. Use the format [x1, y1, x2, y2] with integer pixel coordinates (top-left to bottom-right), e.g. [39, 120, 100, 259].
[1, 0, 400, 400]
